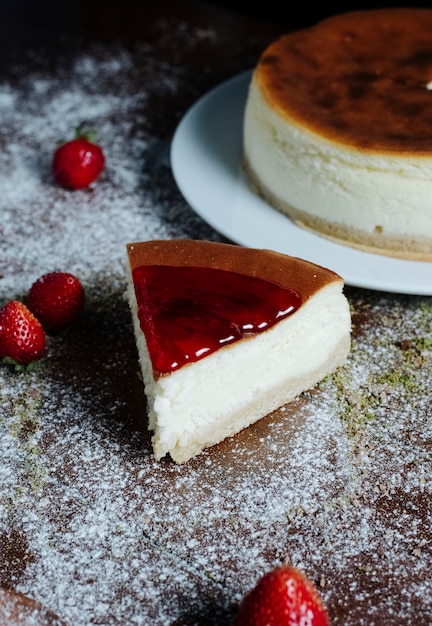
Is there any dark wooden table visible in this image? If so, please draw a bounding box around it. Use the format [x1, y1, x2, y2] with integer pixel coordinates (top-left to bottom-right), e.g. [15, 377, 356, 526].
[0, 2, 431, 625]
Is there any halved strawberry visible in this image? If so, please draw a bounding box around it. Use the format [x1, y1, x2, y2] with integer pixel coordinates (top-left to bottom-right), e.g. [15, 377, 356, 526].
[27, 271, 85, 333]
[234, 564, 330, 626]
[0, 300, 46, 366]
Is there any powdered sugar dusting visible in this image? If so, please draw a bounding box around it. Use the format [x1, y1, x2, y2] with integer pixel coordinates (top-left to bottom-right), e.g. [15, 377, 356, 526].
[0, 35, 431, 626]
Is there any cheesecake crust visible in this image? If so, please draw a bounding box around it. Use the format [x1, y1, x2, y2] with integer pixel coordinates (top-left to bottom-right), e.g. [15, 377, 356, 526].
[243, 156, 432, 262]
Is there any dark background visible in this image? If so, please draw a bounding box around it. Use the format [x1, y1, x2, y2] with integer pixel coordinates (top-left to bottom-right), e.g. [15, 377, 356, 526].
[5, 0, 432, 33]
[2, 0, 431, 73]
[205, 0, 432, 29]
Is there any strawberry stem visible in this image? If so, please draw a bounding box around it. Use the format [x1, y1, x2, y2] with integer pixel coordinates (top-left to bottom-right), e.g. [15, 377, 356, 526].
[75, 123, 97, 143]
[1, 356, 39, 372]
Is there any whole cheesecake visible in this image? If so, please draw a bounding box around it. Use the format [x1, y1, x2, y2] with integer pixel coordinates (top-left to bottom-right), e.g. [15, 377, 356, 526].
[243, 8, 432, 261]
[126, 239, 351, 464]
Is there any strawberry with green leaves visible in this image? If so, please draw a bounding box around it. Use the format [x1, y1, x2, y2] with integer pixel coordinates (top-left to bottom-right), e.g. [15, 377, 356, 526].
[52, 126, 105, 190]
[0, 300, 46, 367]
[27, 271, 85, 333]
[234, 564, 330, 626]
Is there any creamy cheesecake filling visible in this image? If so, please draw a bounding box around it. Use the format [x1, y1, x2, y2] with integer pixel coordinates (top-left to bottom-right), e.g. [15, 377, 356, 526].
[244, 78, 432, 261]
[126, 240, 351, 464]
[128, 270, 350, 464]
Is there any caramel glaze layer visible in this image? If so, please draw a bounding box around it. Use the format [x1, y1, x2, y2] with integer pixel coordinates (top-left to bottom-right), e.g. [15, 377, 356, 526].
[126, 239, 342, 302]
[255, 8, 432, 154]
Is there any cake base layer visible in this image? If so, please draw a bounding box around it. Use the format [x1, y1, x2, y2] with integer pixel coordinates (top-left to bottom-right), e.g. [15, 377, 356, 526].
[154, 334, 350, 464]
[244, 156, 432, 262]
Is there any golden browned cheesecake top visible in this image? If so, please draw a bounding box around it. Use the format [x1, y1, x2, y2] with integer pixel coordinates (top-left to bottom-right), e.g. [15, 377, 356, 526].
[126, 239, 342, 301]
[255, 8, 432, 153]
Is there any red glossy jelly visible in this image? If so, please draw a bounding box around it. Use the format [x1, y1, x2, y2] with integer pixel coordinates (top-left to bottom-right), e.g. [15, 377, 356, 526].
[132, 265, 301, 374]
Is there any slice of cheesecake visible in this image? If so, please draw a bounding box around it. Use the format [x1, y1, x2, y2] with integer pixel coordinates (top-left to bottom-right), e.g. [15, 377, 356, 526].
[126, 239, 351, 464]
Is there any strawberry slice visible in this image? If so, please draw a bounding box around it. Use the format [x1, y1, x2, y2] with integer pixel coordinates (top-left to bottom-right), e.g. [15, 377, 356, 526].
[234, 564, 330, 626]
[0, 300, 46, 366]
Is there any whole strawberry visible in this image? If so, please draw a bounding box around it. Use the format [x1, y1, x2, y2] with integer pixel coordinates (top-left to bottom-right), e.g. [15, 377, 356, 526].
[27, 271, 85, 333]
[52, 127, 105, 189]
[0, 300, 46, 365]
[234, 564, 330, 626]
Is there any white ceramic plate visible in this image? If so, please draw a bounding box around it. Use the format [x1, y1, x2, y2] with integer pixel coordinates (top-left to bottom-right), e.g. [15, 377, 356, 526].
[170, 71, 432, 295]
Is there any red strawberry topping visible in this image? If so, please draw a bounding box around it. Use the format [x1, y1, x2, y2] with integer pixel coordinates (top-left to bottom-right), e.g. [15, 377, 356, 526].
[52, 128, 105, 189]
[27, 271, 85, 333]
[0, 300, 46, 365]
[234, 564, 330, 626]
